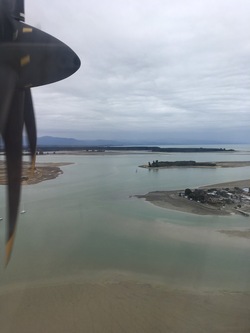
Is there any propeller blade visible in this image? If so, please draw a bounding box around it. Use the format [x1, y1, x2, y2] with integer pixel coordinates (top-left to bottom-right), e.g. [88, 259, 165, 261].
[1, 0, 80, 265]
[0, 66, 18, 135]
[0, 0, 18, 40]
[10, 0, 25, 22]
[3, 89, 24, 265]
[24, 89, 36, 169]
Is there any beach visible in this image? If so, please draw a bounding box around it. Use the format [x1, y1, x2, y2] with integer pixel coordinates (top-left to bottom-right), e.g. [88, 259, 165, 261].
[1, 274, 250, 333]
[0, 160, 71, 185]
[135, 179, 250, 217]
[135, 179, 250, 241]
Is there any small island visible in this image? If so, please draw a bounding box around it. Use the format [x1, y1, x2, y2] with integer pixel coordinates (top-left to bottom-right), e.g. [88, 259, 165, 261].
[140, 160, 250, 169]
[143, 160, 216, 168]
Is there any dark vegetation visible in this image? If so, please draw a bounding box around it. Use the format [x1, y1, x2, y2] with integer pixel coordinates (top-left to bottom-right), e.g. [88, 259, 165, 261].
[182, 187, 250, 208]
[148, 160, 217, 168]
[16, 146, 235, 153]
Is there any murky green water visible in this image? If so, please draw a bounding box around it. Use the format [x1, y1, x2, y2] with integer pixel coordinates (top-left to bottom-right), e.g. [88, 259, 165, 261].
[1, 148, 250, 291]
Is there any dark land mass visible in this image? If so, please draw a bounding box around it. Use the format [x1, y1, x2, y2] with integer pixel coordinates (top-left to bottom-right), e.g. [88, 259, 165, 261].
[140, 160, 250, 169]
[143, 160, 216, 168]
[16, 146, 235, 153]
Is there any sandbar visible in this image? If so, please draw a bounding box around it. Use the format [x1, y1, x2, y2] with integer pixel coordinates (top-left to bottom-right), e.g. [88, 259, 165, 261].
[0, 273, 249, 333]
[0, 160, 72, 185]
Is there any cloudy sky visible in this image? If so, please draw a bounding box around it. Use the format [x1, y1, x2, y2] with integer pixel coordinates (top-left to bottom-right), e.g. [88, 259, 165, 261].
[26, 0, 250, 143]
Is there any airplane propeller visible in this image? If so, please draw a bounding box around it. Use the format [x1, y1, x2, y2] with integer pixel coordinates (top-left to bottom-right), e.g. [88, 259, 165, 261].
[0, 0, 81, 265]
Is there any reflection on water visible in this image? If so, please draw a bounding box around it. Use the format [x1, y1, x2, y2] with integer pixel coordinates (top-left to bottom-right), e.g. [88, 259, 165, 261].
[0, 148, 250, 291]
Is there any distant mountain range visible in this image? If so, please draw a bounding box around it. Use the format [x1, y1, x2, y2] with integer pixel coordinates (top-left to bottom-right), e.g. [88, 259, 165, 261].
[21, 135, 245, 147]
[36, 136, 123, 147]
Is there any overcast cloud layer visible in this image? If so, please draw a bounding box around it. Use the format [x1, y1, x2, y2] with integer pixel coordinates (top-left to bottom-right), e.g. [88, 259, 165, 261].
[26, 0, 250, 143]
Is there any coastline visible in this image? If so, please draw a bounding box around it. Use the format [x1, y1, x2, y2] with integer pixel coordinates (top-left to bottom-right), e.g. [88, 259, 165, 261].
[135, 178, 250, 217]
[0, 160, 72, 185]
[135, 179, 250, 239]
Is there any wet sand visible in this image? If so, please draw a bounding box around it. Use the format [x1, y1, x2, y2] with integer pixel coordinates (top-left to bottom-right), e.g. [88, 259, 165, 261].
[0, 276, 249, 333]
[136, 190, 229, 216]
[0, 161, 72, 185]
[135, 179, 250, 217]
[135, 179, 250, 240]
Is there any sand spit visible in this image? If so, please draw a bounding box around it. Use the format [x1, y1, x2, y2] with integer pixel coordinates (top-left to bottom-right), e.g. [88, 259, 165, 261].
[136, 190, 228, 216]
[135, 179, 250, 239]
[201, 179, 250, 189]
[0, 279, 249, 333]
[135, 179, 250, 217]
[0, 161, 72, 185]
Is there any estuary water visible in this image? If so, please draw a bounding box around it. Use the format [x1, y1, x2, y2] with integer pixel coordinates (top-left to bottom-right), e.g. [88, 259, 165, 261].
[1, 145, 250, 291]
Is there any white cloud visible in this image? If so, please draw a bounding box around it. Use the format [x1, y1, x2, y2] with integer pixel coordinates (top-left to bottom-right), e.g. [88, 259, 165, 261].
[26, 0, 250, 143]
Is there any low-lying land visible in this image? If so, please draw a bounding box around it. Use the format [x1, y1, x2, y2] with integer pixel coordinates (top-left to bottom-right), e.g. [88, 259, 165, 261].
[137, 160, 250, 227]
[140, 160, 250, 168]
[135, 179, 250, 217]
[22, 146, 235, 153]
[0, 160, 71, 185]
[135, 179, 250, 239]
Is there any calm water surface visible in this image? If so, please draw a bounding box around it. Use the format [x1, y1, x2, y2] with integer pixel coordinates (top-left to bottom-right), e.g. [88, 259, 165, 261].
[1, 147, 250, 291]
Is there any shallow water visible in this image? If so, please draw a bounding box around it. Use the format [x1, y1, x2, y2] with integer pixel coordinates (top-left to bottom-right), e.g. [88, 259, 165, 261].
[0, 147, 250, 291]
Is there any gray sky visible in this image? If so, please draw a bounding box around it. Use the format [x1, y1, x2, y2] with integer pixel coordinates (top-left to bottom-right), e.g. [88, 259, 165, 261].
[26, 0, 250, 143]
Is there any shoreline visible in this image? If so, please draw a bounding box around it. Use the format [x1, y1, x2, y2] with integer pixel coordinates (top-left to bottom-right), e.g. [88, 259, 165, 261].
[135, 178, 250, 217]
[0, 161, 72, 185]
[135, 179, 250, 239]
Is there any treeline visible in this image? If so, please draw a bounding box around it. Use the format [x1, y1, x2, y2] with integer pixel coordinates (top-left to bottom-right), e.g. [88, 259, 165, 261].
[23, 146, 234, 153]
[148, 160, 217, 168]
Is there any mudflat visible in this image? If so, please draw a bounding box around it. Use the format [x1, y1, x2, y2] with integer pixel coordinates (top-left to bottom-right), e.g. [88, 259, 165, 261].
[0, 277, 249, 333]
